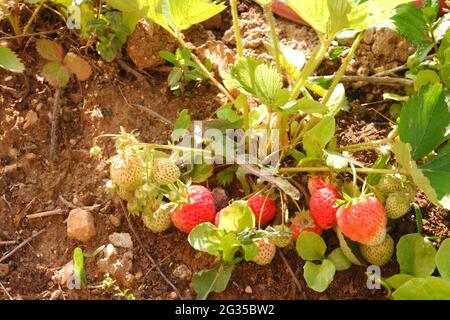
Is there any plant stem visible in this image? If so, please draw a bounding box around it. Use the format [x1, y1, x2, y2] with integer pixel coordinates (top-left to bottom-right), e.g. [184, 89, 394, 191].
[321, 31, 364, 106]
[289, 39, 331, 100]
[22, 0, 46, 35]
[336, 138, 391, 152]
[263, 3, 282, 73]
[49, 88, 61, 160]
[174, 33, 234, 102]
[279, 167, 409, 176]
[230, 0, 243, 58]
[0, 1, 21, 37]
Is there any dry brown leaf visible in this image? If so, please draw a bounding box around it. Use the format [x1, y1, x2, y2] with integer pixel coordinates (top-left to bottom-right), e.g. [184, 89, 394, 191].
[196, 40, 235, 79]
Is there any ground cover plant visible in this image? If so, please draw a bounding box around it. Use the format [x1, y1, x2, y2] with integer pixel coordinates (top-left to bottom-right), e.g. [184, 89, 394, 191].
[0, 0, 449, 300]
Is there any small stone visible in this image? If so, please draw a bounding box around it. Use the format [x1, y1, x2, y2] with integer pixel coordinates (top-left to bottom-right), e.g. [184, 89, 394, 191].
[25, 153, 37, 160]
[0, 264, 9, 277]
[56, 261, 74, 285]
[23, 110, 38, 130]
[50, 290, 62, 300]
[134, 271, 143, 280]
[69, 139, 77, 146]
[97, 245, 134, 287]
[168, 291, 178, 300]
[244, 286, 253, 294]
[108, 232, 133, 249]
[109, 215, 121, 227]
[172, 264, 192, 280]
[67, 208, 96, 242]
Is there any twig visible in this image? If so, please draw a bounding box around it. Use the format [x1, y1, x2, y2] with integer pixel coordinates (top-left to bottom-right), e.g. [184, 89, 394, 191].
[373, 64, 408, 77]
[49, 88, 61, 161]
[116, 59, 151, 88]
[279, 251, 306, 300]
[309, 75, 413, 87]
[27, 208, 65, 220]
[0, 241, 17, 246]
[1, 195, 13, 212]
[119, 200, 184, 300]
[58, 195, 101, 211]
[0, 228, 46, 263]
[0, 281, 13, 300]
[117, 86, 174, 126]
[0, 28, 63, 40]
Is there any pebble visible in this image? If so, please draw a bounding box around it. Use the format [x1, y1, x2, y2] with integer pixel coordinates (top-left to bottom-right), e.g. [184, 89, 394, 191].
[108, 232, 133, 249]
[0, 264, 10, 277]
[172, 264, 192, 280]
[109, 215, 121, 227]
[50, 290, 62, 300]
[66, 208, 96, 242]
[169, 291, 178, 300]
[244, 286, 253, 294]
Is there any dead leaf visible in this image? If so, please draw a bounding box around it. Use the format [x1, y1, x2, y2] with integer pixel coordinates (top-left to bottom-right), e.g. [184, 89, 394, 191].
[23, 110, 38, 129]
[196, 40, 235, 79]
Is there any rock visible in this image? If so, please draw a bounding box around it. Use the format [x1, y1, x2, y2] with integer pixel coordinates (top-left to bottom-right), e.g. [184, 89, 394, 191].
[244, 286, 253, 294]
[52, 260, 74, 285]
[108, 232, 133, 249]
[50, 290, 62, 300]
[67, 208, 96, 242]
[127, 20, 177, 69]
[172, 264, 192, 280]
[0, 263, 9, 277]
[202, 14, 223, 29]
[97, 244, 134, 287]
[168, 291, 178, 300]
[109, 215, 121, 227]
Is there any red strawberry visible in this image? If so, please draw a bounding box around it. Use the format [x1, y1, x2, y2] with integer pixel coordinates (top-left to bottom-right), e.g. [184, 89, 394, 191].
[309, 186, 342, 230]
[214, 208, 224, 227]
[170, 185, 216, 233]
[336, 196, 387, 246]
[247, 196, 277, 227]
[307, 175, 332, 194]
[290, 210, 322, 240]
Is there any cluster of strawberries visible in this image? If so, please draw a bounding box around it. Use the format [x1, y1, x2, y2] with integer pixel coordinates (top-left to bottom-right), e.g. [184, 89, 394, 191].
[108, 141, 414, 268]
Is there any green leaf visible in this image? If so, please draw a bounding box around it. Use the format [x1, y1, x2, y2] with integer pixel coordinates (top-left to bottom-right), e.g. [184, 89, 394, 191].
[303, 259, 336, 293]
[327, 248, 351, 271]
[329, 46, 350, 59]
[303, 116, 335, 158]
[218, 201, 255, 233]
[193, 262, 234, 300]
[0, 46, 24, 73]
[188, 222, 223, 256]
[281, 97, 327, 115]
[324, 150, 349, 170]
[217, 104, 242, 123]
[163, 0, 226, 31]
[63, 53, 92, 81]
[399, 84, 450, 160]
[175, 109, 191, 130]
[296, 231, 327, 261]
[189, 163, 214, 183]
[241, 242, 259, 261]
[335, 227, 365, 266]
[433, 13, 450, 41]
[42, 61, 70, 88]
[73, 247, 87, 289]
[388, 3, 429, 47]
[397, 233, 437, 277]
[219, 233, 241, 264]
[392, 276, 450, 300]
[414, 69, 442, 91]
[217, 167, 235, 186]
[385, 274, 414, 289]
[230, 57, 288, 108]
[36, 39, 64, 61]
[436, 238, 450, 280]
[366, 151, 390, 185]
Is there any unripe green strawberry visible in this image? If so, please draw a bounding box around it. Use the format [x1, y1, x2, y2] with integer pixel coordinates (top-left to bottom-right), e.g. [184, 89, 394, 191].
[252, 238, 276, 265]
[269, 225, 292, 248]
[360, 234, 394, 266]
[110, 154, 144, 191]
[152, 158, 180, 185]
[142, 202, 173, 233]
[117, 187, 135, 202]
[385, 192, 412, 219]
[376, 175, 404, 196]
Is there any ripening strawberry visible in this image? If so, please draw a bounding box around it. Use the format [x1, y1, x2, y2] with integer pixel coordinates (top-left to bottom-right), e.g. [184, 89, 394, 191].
[360, 234, 394, 266]
[152, 158, 180, 185]
[269, 225, 292, 248]
[252, 238, 276, 265]
[336, 196, 387, 246]
[170, 185, 216, 233]
[307, 175, 332, 195]
[117, 187, 135, 202]
[376, 175, 404, 196]
[110, 154, 144, 191]
[142, 202, 173, 233]
[385, 192, 412, 219]
[309, 186, 342, 230]
[214, 208, 224, 227]
[290, 210, 322, 240]
[247, 196, 277, 227]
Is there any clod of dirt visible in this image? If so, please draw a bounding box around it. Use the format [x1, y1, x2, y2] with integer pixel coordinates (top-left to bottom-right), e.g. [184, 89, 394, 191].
[0, 263, 9, 277]
[201, 15, 223, 30]
[172, 264, 192, 280]
[66, 208, 96, 242]
[108, 232, 133, 249]
[50, 290, 62, 300]
[108, 215, 121, 228]
[126, 20, 177, 70]
[52, 260, 74, 285]
[97, 244, 134, 287]
[212, 187, 230, 211]
[244, 285, 253, 294]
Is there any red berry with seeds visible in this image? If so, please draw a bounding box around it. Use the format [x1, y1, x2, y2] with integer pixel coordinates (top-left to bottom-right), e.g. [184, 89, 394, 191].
[309, 186, 342, 230]
[290, 210, 322, 240]
[336, 196, 387, 246]
[247, 196, 276, 227]
[307, 175, 332, 194]
[170, 185, 216, 233]
[252, 238, 276, 265]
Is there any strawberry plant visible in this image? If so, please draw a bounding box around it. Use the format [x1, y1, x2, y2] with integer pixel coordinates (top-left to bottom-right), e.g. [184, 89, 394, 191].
[0, 45, 24, 73]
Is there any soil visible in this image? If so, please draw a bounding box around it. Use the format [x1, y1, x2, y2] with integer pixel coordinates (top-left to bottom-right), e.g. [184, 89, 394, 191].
[0, 1, 448, 300]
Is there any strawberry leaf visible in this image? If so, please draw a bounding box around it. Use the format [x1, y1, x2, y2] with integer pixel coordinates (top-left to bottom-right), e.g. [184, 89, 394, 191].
[36, 39, 64, 61]
[303, 116, 335, 159]
[73, 247, 87, 289]
[189, 163, 214, 183]
[296, 231, 326, 261]
[0, 46, 24, 73]
[385, 274, 414, 290]
[63, 53, 92, 81]
[42, 61, 70, 88]
[396, 233, 436, 278]
[303, 259, 336, 293]
[218, 201, 255, 233]
[436, 238, 450, 281]
[327, 248, 351, 271]
[392, 276, 450, 300]
[193, 262, 234, 300]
